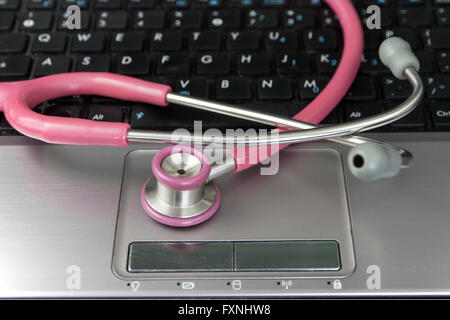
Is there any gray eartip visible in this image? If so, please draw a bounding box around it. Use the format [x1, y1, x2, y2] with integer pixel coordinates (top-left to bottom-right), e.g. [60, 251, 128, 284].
[348, 143, 402, 181]
[379, 37, 420, 79]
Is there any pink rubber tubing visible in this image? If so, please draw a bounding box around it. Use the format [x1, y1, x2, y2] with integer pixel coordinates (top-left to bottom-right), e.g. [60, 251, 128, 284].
[0, 73, 172, 146]
[232, 0, 364, 171]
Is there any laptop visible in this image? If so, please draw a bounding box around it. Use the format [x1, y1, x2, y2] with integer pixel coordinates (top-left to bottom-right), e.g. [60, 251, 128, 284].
[0, 0, 449, 297]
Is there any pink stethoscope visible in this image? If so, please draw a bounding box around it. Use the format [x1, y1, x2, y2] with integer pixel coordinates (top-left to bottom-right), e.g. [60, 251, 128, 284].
[0, 0, 423, 227]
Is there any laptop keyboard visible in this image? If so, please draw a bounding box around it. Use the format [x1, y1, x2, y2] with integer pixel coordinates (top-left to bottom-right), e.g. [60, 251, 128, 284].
[0, 0, 450, 136]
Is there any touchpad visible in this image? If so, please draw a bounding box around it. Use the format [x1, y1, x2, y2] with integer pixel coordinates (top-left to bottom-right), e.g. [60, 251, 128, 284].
[113, 147, 355, 279]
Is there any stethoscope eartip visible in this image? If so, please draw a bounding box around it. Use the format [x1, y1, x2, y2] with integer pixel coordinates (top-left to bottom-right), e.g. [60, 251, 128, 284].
[347, 143, 403, 182]
[379, 37, 420, 80]
[140, 145, 221, 227]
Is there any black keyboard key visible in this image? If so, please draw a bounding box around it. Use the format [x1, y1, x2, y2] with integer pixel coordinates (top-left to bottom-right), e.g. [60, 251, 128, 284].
[116, 54, 150, 75]
[296, 0, 323, 6]
[0, 34, 28, 53]
[257, 78, 292, 100]
[434, 0, 450, 5]
[75, 55, 110, 72]
[382, 77, 412, 100]
[71, 33, 105, 52]
[197, 53, 230, 75]
[417, 51, 434, 74]
[265, 31, 298, 50]
[195, 0, 222, 8]
[88, 104, 124, 122]
[345, 77, 376, 101]
[134, 11, 165, 29]
[0, 0, 20, 9]
[344, 103, 382, 121]
[31, 33, 67, 53]
[263, 0, 287, 6]
[44, 104, 81, 118]
[427, 75, 450, 99]
[247, 9, 278, 29]
[276, 53, 310, 74]
[0, 55, 31, 77]
[316, 52, 340, 74]
[127, 0, 156, 9]
[284, 9, 315, 29]
[321, 110, 338, 125]
[361, 0, 391, 5]
[430, 101, 450, 128]
[19, 11, 53, 31]
[35, 56, 71, 76]
[320, 7, 339, 27]
[173, 79, 209, 99]
[364, 30, 381, 50]
[230, 0, 255, 7]
[130, 104, 155, 128]
[437, 52, 450, 73]
[227, 31, 261, 50]
[398, 7, 431, 27]
[57, 11, 91, 31]
[173, 10, 202, 29]
[389, 102, 425, 129]
[0, 114, 14, 132]
[210, 10, 241, 29]
[435, 7, 450, 26]
[130, 102, 224, 130]
[422, 28, 450, 49]
[95, 0, 122, 9]
[216, 78, 252, 100]
[163, 0, 189, 8]
[398, 0, 424, 5]
[304, 29, 337, 50]
[111, 31, 144, 51]
[96, 11, 128, 30]
[189, 31, 221, 51]
[157, 53, 190, 74]
[361, 52, 388, 74]
[27, 0, 56, 9]
[0, 12, 16, 31]
[298, 76, 329, 99]
[151, 31, 182, 51]
[237, 53, 271, 75]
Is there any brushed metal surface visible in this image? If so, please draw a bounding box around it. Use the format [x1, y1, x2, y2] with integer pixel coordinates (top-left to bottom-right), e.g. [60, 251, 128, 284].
[0, 133, 449, 296]
[113, 148, 355, 280]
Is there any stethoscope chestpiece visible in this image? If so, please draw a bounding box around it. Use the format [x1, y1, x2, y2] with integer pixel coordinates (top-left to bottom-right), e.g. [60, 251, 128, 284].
[141, 145, 221, 227]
